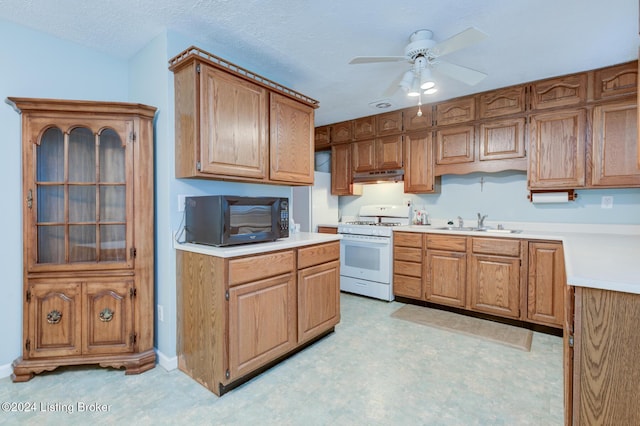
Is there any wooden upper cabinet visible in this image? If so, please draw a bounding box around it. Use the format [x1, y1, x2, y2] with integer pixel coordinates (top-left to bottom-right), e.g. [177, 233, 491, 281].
[269, 93, 314, 184]
[478, 86, 526, 118]
[435, 125, 475, 165]
[528, 109, 586, 189]
[404, 131, 436, 193]
[404, 105, 432, 131]
[330, 120, 353, 144]
[376, 135, 403, 169]
[331, 143, 355, 195]
[530, 73, 587, 110]
[353, 116, 375, 140]
[593, 61, 637, 100]
[435, 97, 475, 126]
[199, 64, 268, 179]
[479, 117, 526, 161]
[314, 125, 330, 150]
[590, 100, 640, 187]
[376, 110, 403, 136]
[352, 139, 376, 172]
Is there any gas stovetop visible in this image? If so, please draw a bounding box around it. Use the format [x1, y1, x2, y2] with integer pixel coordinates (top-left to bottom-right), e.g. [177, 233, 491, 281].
[343, 221, 403, 226]
[338, 205, 410, 237]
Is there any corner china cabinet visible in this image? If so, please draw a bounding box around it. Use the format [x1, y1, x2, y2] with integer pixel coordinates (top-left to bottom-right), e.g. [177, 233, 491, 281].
[8, 98, 157, 382]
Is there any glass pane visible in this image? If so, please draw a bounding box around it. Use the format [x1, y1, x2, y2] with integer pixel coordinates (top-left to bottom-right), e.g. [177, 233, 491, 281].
[69, 186, 96, 222]
[69, 225, 96, 262]
[37, 225, 64, 264]
[344, 245, 381, 271]
[99, 129, 125, 183]
[37, 128, 64, 182]
[100, 225, 126, 261]
[229, 205, 271, 234]
[100, 185, 125, 222]
[37, 185, 64, 223]
[69, 127, 95, 183]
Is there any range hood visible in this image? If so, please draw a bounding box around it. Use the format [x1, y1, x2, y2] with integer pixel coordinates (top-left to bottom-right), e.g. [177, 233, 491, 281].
[352, 169, 404, 184]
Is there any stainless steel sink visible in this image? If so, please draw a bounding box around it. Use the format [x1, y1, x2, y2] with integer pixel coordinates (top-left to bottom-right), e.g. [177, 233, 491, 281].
[435, 226, 476, 231]
[480, 228, 522, 234]
[435, 226, 521, 234]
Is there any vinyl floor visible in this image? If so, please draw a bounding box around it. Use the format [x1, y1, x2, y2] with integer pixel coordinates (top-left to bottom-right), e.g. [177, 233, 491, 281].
[0, 293, 563, 425]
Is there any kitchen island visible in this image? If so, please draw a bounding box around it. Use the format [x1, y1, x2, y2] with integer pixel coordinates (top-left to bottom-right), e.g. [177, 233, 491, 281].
[174, 232, 341, 395]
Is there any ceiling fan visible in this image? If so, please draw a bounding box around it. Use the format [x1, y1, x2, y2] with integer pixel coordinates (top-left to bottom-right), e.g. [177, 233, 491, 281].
[349, 27, 488, 97]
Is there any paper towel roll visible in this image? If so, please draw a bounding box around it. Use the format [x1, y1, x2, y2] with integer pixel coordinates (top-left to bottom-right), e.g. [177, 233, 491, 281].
[531, 192, 570, 203]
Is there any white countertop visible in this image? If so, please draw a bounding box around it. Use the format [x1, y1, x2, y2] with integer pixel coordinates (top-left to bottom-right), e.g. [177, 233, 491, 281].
[174, 232, 342, 258]
[394, 221, 640, 295]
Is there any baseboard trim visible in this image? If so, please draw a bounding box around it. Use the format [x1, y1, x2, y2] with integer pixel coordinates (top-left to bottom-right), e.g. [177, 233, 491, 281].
[0, 362, 12, 379]
[156, 349, 178, 371]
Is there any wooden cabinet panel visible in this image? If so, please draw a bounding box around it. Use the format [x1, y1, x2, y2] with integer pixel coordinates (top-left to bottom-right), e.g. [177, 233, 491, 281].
[298, 241, 339, 269]
[393, 231, 423, 248]
[331, 120, 353, 144]
[528, 242, 565, 327]
[228, 250, 295, 286]
[297, 260, 340, 343]
[393, 274, 423, 299]
[435, 97, 475, 125]
[479, 118, 526, 161]
[478, 86, 526, 118]
[376, 135, 403, 169]
[404, 131, 437, 193]
[331, 143, 357, 195]
[314, 125, 330, 150]
[593, 61, 637, 100]
[528, 109, 586, 189]
[376, 110, 403, 136]
[472, 237, 520, 257]
[436, 125, 475, 165]
[317, 226, 338, 234]
[469, 254, 520, 318]
[394, 246, 423, 263]
[228, 273, 296, 380]
[352, 139, 376, 172]
[426, 249, 466, 307]
[393, 231, 424, 300]
[27, 282, 82, 358]
[394, 260, 422, 277]
[530, 73, 587, 110]
[199, 64, 268, 179]
[426, 234, 467, 251]
[353, 116, 375, 140]
[403, 106, 432, 131]
[269, 93, 314, 184]
[83, 281, 134, 355]
[590, 100, 640, 187]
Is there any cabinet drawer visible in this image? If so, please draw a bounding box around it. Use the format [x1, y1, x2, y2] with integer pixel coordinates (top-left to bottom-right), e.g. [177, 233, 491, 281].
[394, 246, 422, 263]
[393, 274, 423, 299]
[297, 242, 340, 269]
[394, 260, 422, 277]
[229, 250, 295, 286]
[426, 234, 467, 251]
[472, 237, 520, 257]
[394, 232, 423, 248]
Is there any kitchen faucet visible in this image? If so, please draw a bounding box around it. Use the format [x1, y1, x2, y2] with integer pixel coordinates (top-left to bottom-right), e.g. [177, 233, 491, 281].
[477, 213, 488, 229]
[457, 216, 464, 228]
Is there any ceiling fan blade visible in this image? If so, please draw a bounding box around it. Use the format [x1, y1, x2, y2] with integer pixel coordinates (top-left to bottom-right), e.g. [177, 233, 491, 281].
[433, 60, 487, 86]
[430, 27, 487, 57]
[349, 56, 406, 64]
[381, 70, 406, 97]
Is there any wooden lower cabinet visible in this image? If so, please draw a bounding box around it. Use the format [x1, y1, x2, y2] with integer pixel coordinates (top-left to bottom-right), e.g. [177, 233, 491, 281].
[567, 287, 640, 425]
[425, 235, 467, 307]
[393, 232, 424, 299]
[177, 240, 340, 396]
[528, 241, 565, 327]
[317, 226, 338, 234]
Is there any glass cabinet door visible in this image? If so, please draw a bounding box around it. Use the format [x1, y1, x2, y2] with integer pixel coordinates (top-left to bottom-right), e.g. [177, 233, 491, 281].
[35, 123, 132, 268]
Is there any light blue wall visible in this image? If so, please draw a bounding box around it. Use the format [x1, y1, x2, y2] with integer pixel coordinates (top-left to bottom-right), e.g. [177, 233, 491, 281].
[340, 171, 640, 224]
[0, 19, 129, 369]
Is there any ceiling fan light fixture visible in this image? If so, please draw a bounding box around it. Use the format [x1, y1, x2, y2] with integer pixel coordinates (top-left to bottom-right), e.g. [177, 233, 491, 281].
[419, 68, 435, 90]
[407, 77, 421, 97]
[399, 70, 414, 92]
[423, 87, 438, 95]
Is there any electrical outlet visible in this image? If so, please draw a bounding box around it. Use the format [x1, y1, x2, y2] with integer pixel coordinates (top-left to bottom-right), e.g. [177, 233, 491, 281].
[178, 194, 186, 212]
[601, 196, 613, 209]
[403, 198, 411, 207]
[157, 305, 164, 322]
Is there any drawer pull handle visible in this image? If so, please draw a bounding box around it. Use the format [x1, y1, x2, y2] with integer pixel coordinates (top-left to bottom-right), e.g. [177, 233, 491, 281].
[99, 308, 114, 322]
[46, 310, 62, 324]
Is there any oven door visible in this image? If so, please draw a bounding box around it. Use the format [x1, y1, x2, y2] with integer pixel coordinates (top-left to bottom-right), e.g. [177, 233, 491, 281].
[339, 234, 391, 283]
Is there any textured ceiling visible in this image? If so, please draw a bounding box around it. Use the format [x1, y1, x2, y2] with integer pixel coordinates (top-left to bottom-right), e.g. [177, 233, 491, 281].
[1, 0, 638, 125]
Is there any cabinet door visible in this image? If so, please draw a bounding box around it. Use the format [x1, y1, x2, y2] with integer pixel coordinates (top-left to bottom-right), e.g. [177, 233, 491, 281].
[330, 120, 353, 143]
[331, 144, 355, 195]
[376, 135, 403, 169]
[83, 281, 135, 355]
[529, 109, 586, 189]
[435, 125, 475, 165]
[528, 242, 565, 327]
[404, 131, 436, 193]
[479, 118, 526, 161]
[376, 111, 403, 136]
[478, 86, 526, 119]
[352, 139, 376, 172]
[590, 100, 640, 187]
[530, 73, 587, 110]
[353, 116, 375, 140]
[228, 273, 296, 380]
[298, 260, 340, 343]
[425, 249, 466, 307]
[435, 97, 475, 125]
[270, 93, 314, 184]
[314, 125, 330, 150]
[592, 61, 637, 100]
[403, 106, 432, 131]
[199, 64, 268, 179]
[27, 282, 82, 358]
[469, 254, 520, 318]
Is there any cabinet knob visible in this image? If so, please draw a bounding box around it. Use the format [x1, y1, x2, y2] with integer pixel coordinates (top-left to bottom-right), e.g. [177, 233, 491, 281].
[46, 310, 62, 324]
[99, 308, 114, 322]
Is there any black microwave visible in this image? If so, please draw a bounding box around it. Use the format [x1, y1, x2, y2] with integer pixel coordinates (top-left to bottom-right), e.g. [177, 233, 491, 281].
[185, 195, 289, 247]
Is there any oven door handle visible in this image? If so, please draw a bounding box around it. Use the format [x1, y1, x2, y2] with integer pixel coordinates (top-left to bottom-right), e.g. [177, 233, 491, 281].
[340, 237, 390, 247]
